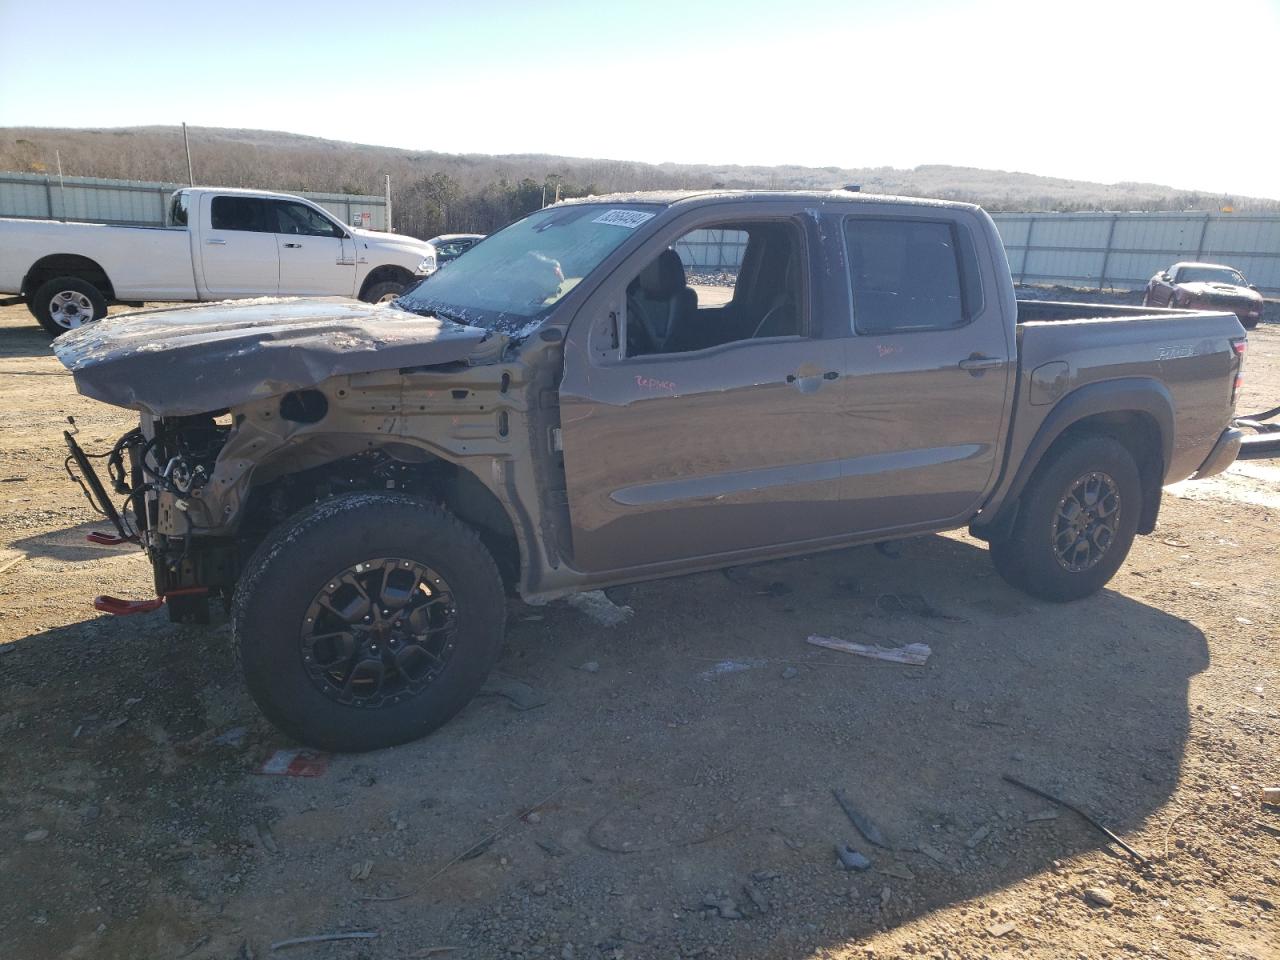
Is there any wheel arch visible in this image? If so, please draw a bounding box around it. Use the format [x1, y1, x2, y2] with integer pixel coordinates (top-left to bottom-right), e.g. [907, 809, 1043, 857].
[240, 438, 524, 594]
[975, 378, 1173, 539]
[23, 254, 116, 300]
[358, 264, 416, 300]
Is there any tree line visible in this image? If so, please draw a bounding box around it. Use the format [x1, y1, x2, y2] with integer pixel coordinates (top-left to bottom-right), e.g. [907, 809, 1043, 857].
[2, 126, 1276, 240]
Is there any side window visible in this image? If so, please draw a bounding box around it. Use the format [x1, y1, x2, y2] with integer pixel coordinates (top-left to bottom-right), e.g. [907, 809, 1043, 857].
[273, 201, 345, 238]
[844, 218, 976, 334]
[169, 191, 189, 227]
[210, 196, 271, 233]
[625, 221, 804, 357]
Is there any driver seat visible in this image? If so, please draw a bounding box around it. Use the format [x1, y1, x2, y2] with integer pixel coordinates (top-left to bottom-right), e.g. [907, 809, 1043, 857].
[626, 249, 697, 355]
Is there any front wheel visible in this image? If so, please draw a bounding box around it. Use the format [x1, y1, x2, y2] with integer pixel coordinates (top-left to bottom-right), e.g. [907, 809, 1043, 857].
[989, 435, 1142, 602]
[232, 494, 506, 752]
[360, 279, 408, 304]
[29, 276, 108, 335]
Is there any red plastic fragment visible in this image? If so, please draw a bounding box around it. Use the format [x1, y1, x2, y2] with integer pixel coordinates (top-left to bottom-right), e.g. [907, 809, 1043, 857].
[256, 749, 330, 777]
[86, 532, 129, 545]
[94, 595, 164, 615]
[92, 586, 208, 616]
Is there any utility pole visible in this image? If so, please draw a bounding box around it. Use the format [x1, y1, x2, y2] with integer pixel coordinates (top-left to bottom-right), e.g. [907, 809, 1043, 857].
[385, 174, 392, 232]
[182, 122, 194, 186]
[55, 149, 67, 221]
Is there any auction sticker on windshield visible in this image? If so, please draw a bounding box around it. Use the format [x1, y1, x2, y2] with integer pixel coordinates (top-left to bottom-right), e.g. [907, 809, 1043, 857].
[592, 209, 656, 229]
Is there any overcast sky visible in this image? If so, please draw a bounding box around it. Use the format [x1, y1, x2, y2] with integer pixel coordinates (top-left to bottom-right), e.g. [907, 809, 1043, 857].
[1, 0, 1276, 198]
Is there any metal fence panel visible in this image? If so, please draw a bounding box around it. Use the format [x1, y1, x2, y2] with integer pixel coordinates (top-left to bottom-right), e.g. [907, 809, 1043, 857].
[992, 211, 1280, 295]
[0, 172, 386, 230]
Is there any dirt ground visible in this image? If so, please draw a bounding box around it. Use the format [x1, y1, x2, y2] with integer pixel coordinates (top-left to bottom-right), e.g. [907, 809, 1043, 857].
[0, 300, 1277, 960]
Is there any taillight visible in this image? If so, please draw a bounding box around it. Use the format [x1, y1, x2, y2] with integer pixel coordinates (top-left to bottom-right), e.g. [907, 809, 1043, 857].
[1231, 337, 1247, 408]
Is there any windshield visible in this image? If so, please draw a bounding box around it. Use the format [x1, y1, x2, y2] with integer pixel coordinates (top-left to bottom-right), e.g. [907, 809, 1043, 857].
[1178, 266, 1247, 286]
[398, 203, 663, 333]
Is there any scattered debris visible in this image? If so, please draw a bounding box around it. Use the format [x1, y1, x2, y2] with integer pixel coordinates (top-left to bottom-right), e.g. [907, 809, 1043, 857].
[566, 590, 633, 627]
[270, 931, 378, 951]
[702, 895, 742, 919]
[966, 825, 991, 849]
[918, 844, 948, 865]
[878, 861, 915, 880]
[807, 635, 931, 666]
[537, 839, 569, 858]
[1263, 787, 1280, 806]
[986, 921, 1017, 937]
[478, 678, 549, 711]
[350, 860, 373, 882]
[1084, 886, 1115, 908]
[833, 789, 891, 848]
[879, 886, 892, 907]
[781, 666, 799, 679]
[1162, 537, 1189, 548]
[836, 844, 872, 871]
[756, 581, 792, 597]
[363, 782, 570, 903]
[256, 749, 330, 777]
[1026, 809, 1060, 823]
[0, 555, 24, 577]
[699, 658, 768, 681]
[1003, 774, 1148, 865]
[213, 726, 249, 747]
[742, 882, 770, 912]
[255, 822, 278, 854]
[578, 661, 600, 673]
[23, 829, 48, 842]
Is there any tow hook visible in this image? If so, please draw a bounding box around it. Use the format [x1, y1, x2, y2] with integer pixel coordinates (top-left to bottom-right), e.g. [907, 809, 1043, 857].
[93, 587, 209, 616]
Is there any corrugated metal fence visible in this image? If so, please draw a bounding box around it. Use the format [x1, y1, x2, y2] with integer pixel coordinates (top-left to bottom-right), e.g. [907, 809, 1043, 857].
[0, 172, 388, 230]
[677, 212, 1280, 296]
[991, 212, 1280, 296]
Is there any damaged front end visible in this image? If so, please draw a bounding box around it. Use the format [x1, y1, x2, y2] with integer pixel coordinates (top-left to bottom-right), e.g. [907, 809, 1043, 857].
[55, 298, 509, 622]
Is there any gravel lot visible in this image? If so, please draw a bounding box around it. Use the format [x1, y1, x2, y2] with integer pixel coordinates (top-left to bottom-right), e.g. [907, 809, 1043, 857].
[0, 300, 1277, 960]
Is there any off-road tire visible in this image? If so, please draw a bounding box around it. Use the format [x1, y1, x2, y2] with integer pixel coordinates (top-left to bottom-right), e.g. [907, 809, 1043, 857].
[360, 280, 407, 304]
[989, 435, 1142, 602]
[29, 276, 108, 335]
[232, 493, 505, 752]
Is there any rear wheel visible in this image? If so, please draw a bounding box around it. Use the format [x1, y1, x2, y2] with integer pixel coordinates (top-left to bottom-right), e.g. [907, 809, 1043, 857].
[29, 276, 108, 335]
[232, 493, 505, 752]
[990, 435, 1142, 602]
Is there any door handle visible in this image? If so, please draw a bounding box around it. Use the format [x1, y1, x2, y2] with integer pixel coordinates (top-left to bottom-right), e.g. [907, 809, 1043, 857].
[786, 371, 839, 391]
[283, 242, 302, 249]
[957, 355, 1004, 373]
[205, 238, 226, 245]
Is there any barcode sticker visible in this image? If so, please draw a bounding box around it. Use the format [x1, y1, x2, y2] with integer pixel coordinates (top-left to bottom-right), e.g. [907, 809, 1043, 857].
[592, 209, 656, 229]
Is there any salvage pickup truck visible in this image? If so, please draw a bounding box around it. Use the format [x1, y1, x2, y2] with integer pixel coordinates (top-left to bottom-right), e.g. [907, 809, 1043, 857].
[0, 187, 436, 334]
[55, 190, 1247, 752]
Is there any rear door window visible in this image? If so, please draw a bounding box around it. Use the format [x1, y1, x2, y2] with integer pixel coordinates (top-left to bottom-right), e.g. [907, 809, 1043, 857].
[210, 196, 272, 233]
[844, 218, 980, 334]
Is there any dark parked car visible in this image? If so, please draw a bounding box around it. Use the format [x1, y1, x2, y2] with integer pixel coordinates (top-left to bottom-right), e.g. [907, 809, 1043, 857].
[58, 190, 1246, 751]
[1144, 261, 1264, 328]
[427, 233, 485, 265]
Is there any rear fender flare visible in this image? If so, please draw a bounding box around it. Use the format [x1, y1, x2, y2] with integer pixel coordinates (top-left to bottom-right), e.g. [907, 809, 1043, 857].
[976, 377, 1174, 538]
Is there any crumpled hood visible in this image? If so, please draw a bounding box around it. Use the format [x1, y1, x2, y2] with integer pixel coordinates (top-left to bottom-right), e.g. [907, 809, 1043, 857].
[53, 297, 490, 417]
[1179, 281, 1261, 301]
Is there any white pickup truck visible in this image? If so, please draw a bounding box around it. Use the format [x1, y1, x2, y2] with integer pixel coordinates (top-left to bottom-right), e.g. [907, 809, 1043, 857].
[0, 187, 437, 334]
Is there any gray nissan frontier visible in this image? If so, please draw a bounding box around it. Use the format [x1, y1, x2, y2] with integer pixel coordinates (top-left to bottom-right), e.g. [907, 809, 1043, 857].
[56, 189, 1248, 751]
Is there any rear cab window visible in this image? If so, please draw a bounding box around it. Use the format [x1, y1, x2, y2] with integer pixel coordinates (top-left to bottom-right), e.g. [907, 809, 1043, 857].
[210, 195, 273, 233]
[843, 217, 982, 334]
[168, 191, 190, 227]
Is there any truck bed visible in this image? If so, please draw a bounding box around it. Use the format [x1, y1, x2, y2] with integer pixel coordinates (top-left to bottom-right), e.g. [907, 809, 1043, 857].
[1015, 299, 1182, 323]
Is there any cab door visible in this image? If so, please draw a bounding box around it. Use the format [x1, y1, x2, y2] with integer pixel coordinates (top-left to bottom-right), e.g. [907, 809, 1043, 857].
[558, 206, 856, 573]
[271, 199, 358, 296]
[836, 212, 1012, 531]
[199, 194, 279, 298]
